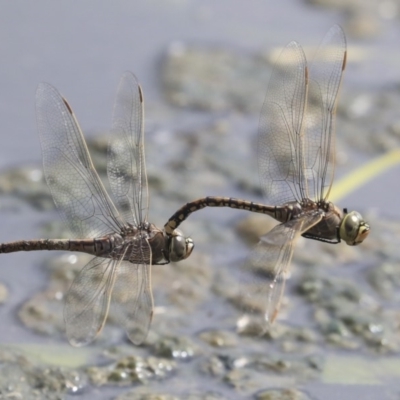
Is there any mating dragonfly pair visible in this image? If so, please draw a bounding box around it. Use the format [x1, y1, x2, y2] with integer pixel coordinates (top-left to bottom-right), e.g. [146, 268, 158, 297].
[0, 25, 369, 346]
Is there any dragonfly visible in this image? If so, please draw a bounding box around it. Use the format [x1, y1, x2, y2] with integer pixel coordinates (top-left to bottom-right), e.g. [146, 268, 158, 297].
[0, 72, 194, 346]
[164, 25, 370, 332]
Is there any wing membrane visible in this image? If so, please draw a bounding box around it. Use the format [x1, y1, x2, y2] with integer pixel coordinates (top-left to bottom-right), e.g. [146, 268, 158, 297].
[258, 25, 346, 206]
[106, 73, 153, 344]
[305, 24, 347, 201]
[238, 211, 323, 334]
[258, 41, 308, 205]
[64, 256, 118, 346]
[36, 83, 124, 238]
[108, 72, 149, 226]
[111, 239, 153, 345]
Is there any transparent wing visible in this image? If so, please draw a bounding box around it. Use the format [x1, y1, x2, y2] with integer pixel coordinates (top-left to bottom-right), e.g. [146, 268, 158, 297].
[258, 41, 308, 206]
[64, 256, 118, 347]
[111, 239, 153, 345]
[304, 24, 347, 201]
[36, 83, 125, 239]
[108, 72, 149, 226]
[238, 211, 322, 333]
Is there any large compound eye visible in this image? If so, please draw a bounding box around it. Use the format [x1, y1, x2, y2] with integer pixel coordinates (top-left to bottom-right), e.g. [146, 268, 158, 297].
[339, 211, 370, 246]
[169, 229, 194, 262]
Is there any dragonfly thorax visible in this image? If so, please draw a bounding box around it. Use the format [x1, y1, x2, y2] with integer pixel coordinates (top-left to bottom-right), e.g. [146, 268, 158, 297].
[116, 224, 194, 264]
[301, 201, 343, 244]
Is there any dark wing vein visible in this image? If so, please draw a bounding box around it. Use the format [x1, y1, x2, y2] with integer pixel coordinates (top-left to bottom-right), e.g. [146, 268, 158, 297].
[258, 41, 308, 205]
[304, 24, 347, 201]
[64, 256, 118, 346]
[111, 238, 153, 345]
[36, 83, 125, 238]
[108, 72, 149, 226]
[237, 211, 323, 334]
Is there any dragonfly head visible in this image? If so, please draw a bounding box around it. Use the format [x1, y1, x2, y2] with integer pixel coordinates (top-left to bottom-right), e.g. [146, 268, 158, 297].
[167, 229, 194, 262]
[339, 210, 370, 246]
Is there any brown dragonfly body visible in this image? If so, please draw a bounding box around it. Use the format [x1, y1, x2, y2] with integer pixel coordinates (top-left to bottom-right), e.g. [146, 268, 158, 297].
[0, 223, 172, 264]
[164, 25, 370, 331]
[166, 196, 348, 245]
[0, 73, 194, 346]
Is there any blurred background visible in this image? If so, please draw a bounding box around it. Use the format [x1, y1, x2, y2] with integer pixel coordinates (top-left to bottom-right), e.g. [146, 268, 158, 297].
[0, 1, 400, 399]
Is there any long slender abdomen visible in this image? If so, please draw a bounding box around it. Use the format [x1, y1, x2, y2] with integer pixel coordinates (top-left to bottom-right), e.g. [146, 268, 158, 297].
[0, 239, 71, 253]
[164, 196, 279, 235]
[0, 238, 113, 257]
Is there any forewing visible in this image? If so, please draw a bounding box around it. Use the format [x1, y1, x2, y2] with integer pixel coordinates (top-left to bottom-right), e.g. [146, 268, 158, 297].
[238, 211, 322, 334]
[111, 239, 153, 345]
[108, 72, 149, 225]
[304, 25, 346, 201]
[36, 83, 125, 238]
[64, 257, 118, 346]
[258, 41, 308, 205]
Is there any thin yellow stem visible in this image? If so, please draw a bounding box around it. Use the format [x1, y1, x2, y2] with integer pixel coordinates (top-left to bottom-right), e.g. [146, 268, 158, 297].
[330, 149, 400, 203]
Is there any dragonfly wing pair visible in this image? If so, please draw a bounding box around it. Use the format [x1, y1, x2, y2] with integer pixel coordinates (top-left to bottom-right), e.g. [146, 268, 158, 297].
[240, 212, 322, 329]
[258, 24, 346, 206]
[63, 252, 152, 347]
[243, 25, 347, 332]
[36, 72, 153, 346]
[108, 73, 149, 225]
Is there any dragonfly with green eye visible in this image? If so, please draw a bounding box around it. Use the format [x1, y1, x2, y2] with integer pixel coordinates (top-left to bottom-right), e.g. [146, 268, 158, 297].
[0, 72, 194, 346]
[164, 25, 370, 331]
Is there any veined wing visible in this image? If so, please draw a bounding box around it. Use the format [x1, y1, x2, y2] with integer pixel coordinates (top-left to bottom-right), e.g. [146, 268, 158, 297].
[64, 256, 119, 347]
[108, 72, 149, 226]
[304, 24, 347, 202]
[258, 41, 309, 206]
[111, 239, 153, 345]
[239, 211, 322, 334]
[36, 83, 125, 239]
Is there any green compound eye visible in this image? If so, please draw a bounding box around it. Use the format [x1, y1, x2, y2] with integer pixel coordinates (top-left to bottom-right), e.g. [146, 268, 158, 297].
[168, 229, 194, 262]
[340, 211, 370, 246]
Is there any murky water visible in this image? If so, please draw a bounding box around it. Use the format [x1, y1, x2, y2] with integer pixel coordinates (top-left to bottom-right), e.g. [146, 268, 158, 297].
[1, 1, 400, 399]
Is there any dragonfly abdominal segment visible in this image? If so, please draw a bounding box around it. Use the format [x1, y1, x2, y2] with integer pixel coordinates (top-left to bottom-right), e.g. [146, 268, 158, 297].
[0, 237, 116, 255]
[164, 196, 302, 235]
